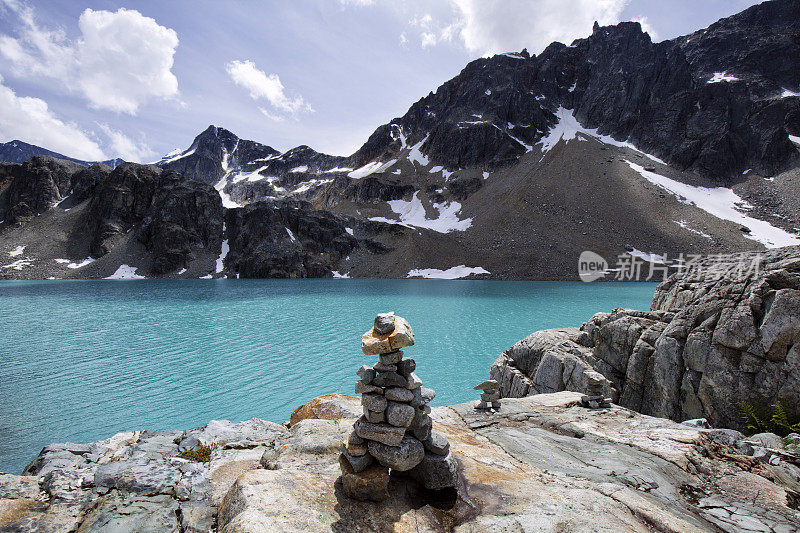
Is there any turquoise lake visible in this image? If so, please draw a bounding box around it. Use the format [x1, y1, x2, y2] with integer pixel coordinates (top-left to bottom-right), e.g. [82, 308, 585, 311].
[0, 279, 657, 474]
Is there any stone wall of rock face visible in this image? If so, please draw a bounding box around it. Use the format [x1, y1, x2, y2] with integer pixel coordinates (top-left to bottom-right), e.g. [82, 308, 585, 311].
[491, 247, 800, 429]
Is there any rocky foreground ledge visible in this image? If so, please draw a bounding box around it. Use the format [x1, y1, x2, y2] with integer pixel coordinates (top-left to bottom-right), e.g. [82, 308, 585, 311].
[1, 393, 799, 532]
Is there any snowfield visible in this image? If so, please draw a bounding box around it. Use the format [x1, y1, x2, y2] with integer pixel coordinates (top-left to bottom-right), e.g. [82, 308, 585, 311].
[348, 160, 396, 179]
[106, 265, 145, 279]
[626, 161, 800, 248]
[707, 71, 739, 83]
[380, 192, 471, 233]
[406, 265, 490, 279]
[538, 107, 667, 165]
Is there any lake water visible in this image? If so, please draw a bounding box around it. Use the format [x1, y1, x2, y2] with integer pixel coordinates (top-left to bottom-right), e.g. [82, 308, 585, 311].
[0, 279, 657, 474]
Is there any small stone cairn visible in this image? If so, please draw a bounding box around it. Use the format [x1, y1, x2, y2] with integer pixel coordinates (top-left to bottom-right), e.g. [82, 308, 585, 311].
[339, 312, 458, 501]
[580, 371, 612, 409]
[473, 379, 501, 410]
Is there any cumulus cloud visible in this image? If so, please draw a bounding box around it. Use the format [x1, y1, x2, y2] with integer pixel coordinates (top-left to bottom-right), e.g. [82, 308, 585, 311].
[0, 4, 179, 114]
[406, 0, 629, 56]
[338, 0, 374, 5]
[0, 76, 106, 160]
[97, 123, 153, 162]
[226, 59, 312, 117]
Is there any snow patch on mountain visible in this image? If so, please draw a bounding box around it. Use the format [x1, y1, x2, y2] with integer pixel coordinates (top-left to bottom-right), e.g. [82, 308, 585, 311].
[539, 107, 667, 165]
[8, 245, 24, 257]
[106, 265, 145, 279]
[156, 147, 195, 165]
[406, 265, 489, 279]
[231, 166, 269, 184]
[292, 179, 333, 194]
[707, 71, 738, 83]
[408, 136, 430, 166]
[781, 88, 800, 98]
[216, 224, 229, 274]
[385, 192, 471, 233]
[626, 161, 800, 248]
[675, 220, 712, 240]
[67, 257, 95, 269]
[349, 159, 397, 179]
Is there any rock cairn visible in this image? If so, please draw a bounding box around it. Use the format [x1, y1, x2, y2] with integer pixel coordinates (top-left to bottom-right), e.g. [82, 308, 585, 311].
[474, 379, 501, 410]
[580, 371, 611, 408]
[339, 312, 458, 501]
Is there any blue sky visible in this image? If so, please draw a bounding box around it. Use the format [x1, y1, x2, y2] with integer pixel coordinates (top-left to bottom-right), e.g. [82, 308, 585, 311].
[0, 0, 763, 161]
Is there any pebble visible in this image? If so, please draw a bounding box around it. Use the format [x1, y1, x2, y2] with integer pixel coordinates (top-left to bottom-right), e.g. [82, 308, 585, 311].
[385, 387, 414, 402]
[355, 418, 406, 447]
[361, 393, 387, 412]
[341, 447, 373, 473]
[411, 387, 435, 407]
[396, 358, 416, 377]
[386, 402, 415, 427]
[373, 361, 397, 373]
[361, 316, 414, 355]
[355, 381, 382, 394]
[373, 371, 407, 388]
[356, 365, 376, 384]
[473, 379, 499, 391]
[481, 391, 500, 402]
[363, 407, 385, 424]
[379, 350, 403, 365]
[339, 455, 389, 501]
[373, 312, 396, 335]
[424, 430, 450, 456]
[406, 373, 422, 390]
[412, 416, 432, 441]
[409, 451, 458, 490]
[367, 436, 425, 471]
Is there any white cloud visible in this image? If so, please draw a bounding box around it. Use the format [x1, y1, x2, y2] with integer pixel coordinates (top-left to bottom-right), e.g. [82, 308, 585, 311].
[226, 59, 312, 116]
[632, 16, 658, 41]
[0, 76, 106, 160]
[399, 31, 408, 47]
[76, 9, 179, 114]
[97, 123, 153, 162]
[0, 5, 179, 114]
[338, 0, 374, 5]
[258, 106, 285, 122]
[407, 0, 628, 56]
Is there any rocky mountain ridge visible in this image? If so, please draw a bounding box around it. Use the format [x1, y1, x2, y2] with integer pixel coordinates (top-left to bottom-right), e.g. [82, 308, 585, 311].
[1, 0, 800, 279]
[0, 140, 124, 169]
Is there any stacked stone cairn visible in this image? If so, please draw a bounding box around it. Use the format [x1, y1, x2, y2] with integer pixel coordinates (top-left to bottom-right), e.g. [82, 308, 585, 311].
[580, 371, 612, 408]
[473, 379, 501, 410]
[339, 312, 458, 501]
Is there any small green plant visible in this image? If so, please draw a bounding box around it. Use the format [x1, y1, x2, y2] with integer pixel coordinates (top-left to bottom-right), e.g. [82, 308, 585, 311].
[738, 399, 800, 437]
[177, 443, 217, 462]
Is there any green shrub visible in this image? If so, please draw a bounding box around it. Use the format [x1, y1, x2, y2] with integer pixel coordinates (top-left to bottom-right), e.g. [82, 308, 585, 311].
[176, 443, 217, 462]
[738, 399, 800, 437]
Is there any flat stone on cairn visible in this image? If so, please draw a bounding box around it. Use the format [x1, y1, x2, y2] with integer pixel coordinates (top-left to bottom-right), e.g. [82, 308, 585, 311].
[580, 371, 612, 409]
[474, 379, 501, 410]
[340, 312, 458, 500]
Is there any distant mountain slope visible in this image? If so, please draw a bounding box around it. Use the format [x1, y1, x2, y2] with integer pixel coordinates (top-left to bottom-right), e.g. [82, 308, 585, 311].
[0, 140, 124, 168]
[1, 0, 799, 280]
